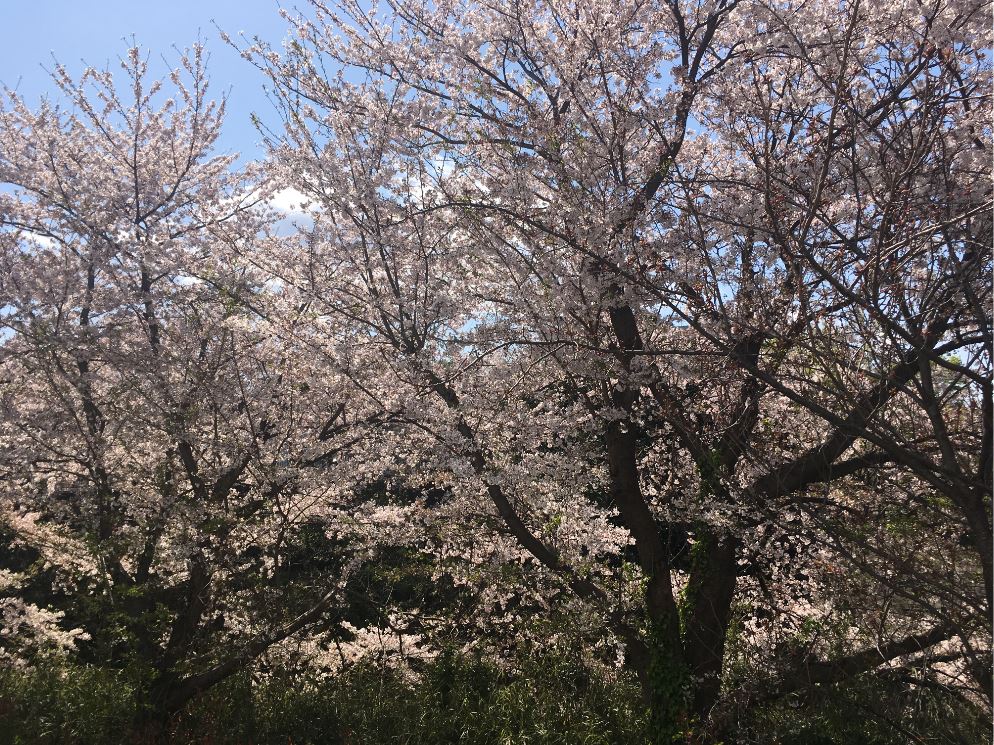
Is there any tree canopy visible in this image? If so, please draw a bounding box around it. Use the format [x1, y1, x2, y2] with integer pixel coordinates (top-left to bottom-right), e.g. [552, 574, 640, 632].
[0, 1, 990, 742]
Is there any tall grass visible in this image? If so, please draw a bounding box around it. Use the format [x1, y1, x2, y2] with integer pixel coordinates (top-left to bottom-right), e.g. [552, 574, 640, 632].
[0, 650, 645, 745]
[0, 652, 985, 744]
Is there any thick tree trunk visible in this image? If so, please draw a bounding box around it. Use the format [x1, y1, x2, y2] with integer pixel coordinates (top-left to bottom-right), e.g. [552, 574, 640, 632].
[603, 420, 696, 742]
[682, 532, 739, 737]
[957, 487, 993, 611]
[645, 619, 693, 743]
[133, 672, 180, 743]
[623, 609, 692, 744]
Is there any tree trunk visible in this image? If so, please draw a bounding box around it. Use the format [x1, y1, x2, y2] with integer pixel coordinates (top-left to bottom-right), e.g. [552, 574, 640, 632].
[603, 420, 695, 742]
[682, 532, 739, 740]
[645, 617, 693, 743]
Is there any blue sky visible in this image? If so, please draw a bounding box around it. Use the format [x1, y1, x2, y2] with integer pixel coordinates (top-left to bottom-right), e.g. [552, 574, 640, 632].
[1, 1, 293, 159]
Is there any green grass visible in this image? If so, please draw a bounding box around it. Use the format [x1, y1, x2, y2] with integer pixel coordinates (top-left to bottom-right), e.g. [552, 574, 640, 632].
[0, 650, 646, 745]
[0, 652, 986, 744]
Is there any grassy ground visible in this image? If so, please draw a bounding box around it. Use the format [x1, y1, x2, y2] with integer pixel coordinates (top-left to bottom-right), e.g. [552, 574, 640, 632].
[0, 651, 986, 744]
[0, 651, 645, 745]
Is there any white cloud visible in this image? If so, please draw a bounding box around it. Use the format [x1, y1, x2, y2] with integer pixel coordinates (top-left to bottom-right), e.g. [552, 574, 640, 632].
[268, 187, 317, 219]
[18, 231, 57, 250]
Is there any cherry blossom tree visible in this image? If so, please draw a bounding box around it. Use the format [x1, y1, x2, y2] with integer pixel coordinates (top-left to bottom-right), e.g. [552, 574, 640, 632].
[239, 0, 991, 740]
[0, 46, 390, 727]
[0, 1, 986, 740]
